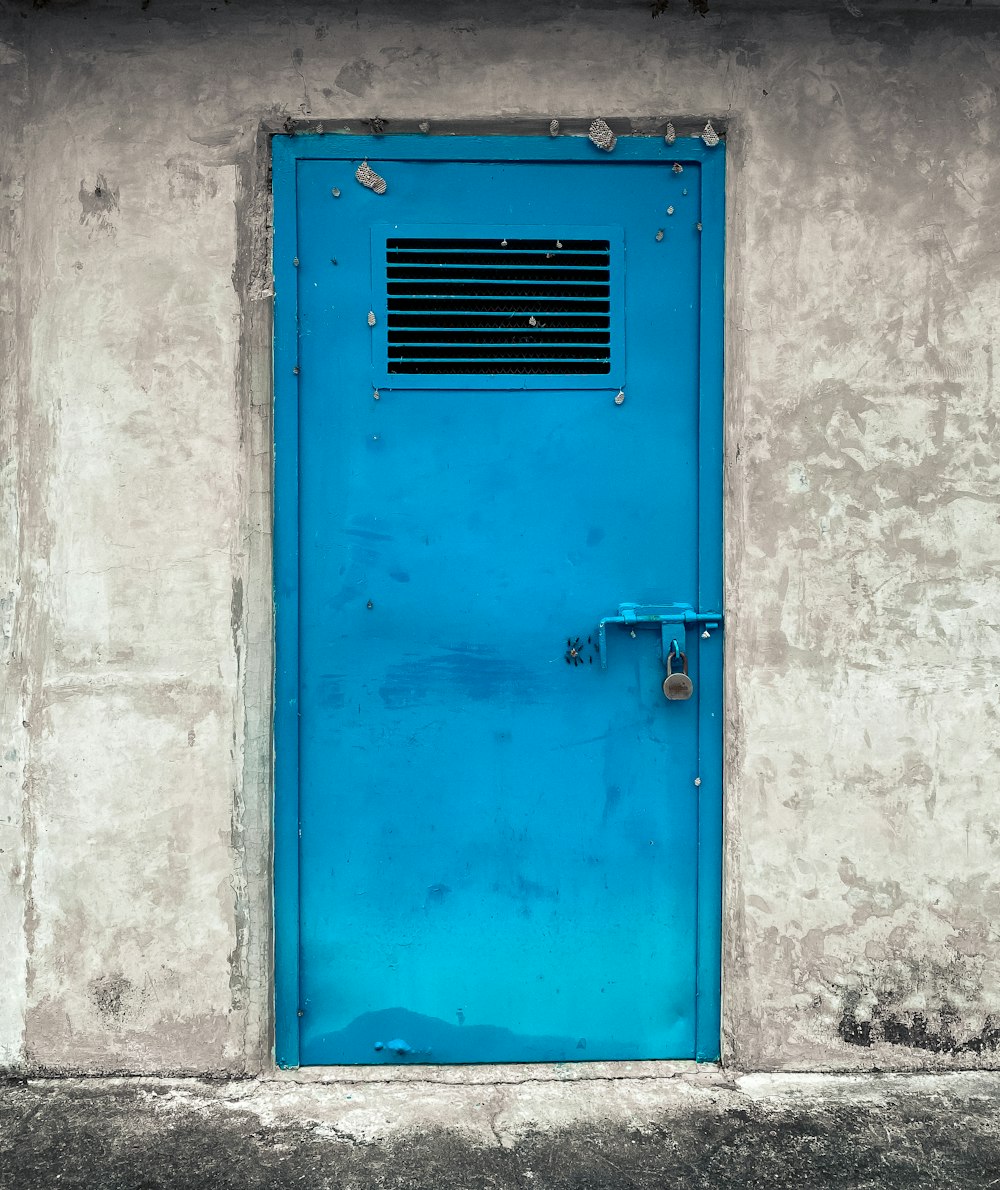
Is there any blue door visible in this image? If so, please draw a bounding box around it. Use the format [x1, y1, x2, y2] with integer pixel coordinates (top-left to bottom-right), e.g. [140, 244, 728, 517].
[273, 134, 724, 1066]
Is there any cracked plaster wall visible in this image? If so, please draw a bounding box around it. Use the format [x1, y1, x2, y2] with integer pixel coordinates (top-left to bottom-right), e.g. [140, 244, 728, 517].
[1, 0, 999, 1075]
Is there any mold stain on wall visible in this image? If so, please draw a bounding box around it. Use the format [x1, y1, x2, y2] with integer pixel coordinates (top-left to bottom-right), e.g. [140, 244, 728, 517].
[838, 960, 1000, 1057]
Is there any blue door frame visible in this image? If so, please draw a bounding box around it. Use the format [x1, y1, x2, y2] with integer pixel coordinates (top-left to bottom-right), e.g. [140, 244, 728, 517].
[272, 132, 725, 1067]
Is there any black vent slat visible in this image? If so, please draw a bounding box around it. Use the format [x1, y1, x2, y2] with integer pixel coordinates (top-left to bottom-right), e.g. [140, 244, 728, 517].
[388, 315, 612, 329]
[390, 362, 613, 375]
[388, 254, 609, 268]
[387, 299, 611, 311]
[387, 285, 610, 297]
[388, 268, 612, 282]
[389, 332, 612, 344]
[387, 237, 610, 251]
[389, 349, 612, 361]
[385, 237, 613, 377]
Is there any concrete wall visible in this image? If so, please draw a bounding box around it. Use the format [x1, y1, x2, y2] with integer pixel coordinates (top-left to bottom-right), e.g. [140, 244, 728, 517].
[2, 0, 1000, 1075]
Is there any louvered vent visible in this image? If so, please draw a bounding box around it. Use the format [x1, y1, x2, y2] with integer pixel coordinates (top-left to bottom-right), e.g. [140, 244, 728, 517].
[385, 237, 613, 376]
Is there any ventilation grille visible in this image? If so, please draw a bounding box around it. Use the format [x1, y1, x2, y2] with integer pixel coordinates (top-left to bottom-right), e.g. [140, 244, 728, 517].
[385, 237, 612, 376]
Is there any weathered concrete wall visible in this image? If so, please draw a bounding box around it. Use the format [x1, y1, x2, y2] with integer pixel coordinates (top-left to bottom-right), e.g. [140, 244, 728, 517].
[1, 0, 1000, 1075]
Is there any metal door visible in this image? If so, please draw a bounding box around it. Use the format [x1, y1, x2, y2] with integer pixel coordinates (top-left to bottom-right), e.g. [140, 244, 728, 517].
[273, 133, 724, 1066]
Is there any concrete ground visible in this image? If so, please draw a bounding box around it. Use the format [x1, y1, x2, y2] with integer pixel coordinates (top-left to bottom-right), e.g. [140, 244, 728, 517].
[3, 1068, 1000, 1188]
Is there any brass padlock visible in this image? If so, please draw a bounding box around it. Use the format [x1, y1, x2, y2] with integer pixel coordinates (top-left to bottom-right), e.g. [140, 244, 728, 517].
[663, 650, 694, 701]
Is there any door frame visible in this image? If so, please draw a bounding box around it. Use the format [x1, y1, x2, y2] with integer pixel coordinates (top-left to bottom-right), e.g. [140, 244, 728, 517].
[271, 129, 725, 1068]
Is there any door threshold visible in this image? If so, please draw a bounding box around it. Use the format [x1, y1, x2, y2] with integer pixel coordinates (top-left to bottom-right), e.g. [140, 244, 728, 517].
[268, 1060, 724, 1085]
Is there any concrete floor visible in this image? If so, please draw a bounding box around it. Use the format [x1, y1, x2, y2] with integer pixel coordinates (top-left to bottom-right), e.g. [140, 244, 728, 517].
[3, 1069, 1000, 1188]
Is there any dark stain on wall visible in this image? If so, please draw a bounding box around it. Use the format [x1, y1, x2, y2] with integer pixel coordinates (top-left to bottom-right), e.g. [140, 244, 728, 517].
[838, 962, 1000, 1056]
[78, 174, 119, 235]
[90, 975, 135, 1023]
[334, 57, 375, 96]
[230, 576, 243, 661]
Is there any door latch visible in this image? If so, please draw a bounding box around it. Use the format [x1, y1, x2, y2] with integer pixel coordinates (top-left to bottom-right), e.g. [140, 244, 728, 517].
[597, 603, 723, 669]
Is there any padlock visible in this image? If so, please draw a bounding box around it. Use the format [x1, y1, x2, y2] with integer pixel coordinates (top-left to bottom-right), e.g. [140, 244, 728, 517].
[662, 650, 694, 701]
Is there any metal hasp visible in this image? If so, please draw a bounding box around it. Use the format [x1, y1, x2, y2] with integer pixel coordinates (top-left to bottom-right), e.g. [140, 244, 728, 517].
[598, 603, 723, 668]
